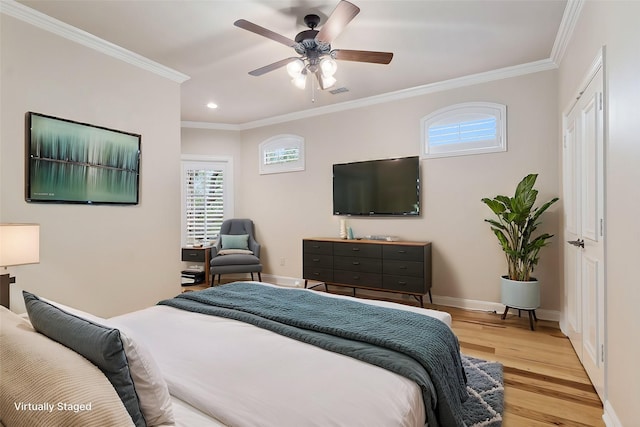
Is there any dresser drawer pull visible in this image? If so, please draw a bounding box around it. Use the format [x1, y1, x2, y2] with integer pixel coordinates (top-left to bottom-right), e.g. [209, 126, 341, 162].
[312, 258, 320, 262]
[397, 250, 407, 254]
[312, 245, 320, 249]
[352, 261, 360, 265]
[351, 248, 360, 252]
[313, 272, 320, 276]
[399, 265, 407, 269]
[352, 276, 360, 280]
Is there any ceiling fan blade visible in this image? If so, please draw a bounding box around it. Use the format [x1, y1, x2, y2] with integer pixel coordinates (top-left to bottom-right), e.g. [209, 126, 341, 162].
[332, 49, 393, 64]
[234, 19, 297, 47]
[248, 57, 299, 76]
[316, 0, 360, 44]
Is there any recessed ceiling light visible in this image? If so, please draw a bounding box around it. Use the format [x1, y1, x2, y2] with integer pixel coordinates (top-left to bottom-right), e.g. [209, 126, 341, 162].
[207, 102, 218, 109]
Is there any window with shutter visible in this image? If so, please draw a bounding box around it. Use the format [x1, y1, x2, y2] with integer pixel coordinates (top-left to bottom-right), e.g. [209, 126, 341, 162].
[420, 102, 507, 158]
[181, 158, 233, 246]
[259, 134, 305, 174]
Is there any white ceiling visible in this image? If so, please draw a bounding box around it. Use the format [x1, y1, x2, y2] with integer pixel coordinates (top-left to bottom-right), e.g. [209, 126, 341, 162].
[17, 0, 568, 125]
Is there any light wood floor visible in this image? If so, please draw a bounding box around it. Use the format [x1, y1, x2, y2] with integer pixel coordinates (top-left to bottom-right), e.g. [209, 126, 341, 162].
[317, 286, 606, 427]
[434, 304, 605, 427]
[184, 282, 605, 426]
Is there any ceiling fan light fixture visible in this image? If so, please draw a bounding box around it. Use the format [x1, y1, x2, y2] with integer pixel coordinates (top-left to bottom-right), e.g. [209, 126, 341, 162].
[318, 73, 337, 90]
[325, 75, 337, 88]
[320, 57, 337, 77]
[286, 58, 306, 78]
[292, 73, 307, 89]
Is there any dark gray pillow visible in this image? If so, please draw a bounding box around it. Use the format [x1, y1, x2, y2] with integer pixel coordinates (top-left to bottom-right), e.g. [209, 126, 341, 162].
[23, 291, 146, 427]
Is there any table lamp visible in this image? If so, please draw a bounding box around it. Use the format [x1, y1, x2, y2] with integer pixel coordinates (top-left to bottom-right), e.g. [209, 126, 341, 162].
[0, 224, 40, 309]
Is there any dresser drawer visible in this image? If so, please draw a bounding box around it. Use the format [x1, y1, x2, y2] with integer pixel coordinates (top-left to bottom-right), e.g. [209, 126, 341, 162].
[383, 275, 425, 294]
[303, 253, 333, 269]
[333, 271, 382, 288]
[303, 240, 333, 255]
[334, 242, 382, 258]
[303, 266, 334, 283]
[182, 248, 206, 262]
[383, 244, 424, 262]
[383, 260, 423, 277]
[334, 257, 382, 273]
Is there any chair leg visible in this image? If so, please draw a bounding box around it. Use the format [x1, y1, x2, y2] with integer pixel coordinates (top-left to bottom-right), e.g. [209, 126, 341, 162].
[250, 273, 255, 281]
[258, 272, 262, 282]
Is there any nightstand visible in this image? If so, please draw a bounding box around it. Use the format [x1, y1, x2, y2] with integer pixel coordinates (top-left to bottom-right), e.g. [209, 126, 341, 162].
[181, 246, 212, 286]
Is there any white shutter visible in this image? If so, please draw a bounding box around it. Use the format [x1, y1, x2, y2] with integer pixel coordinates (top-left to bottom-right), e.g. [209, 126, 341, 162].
[181, 159, 231, 245]
[420, 102, 507, 159]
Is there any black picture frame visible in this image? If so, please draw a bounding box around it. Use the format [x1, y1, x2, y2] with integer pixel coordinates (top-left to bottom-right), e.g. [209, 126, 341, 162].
[25, 112, 141, 205]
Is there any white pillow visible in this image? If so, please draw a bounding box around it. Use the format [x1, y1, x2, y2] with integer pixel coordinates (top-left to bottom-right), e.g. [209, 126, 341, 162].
[39, 297, 175, 426]
[218, 248, 253, 255]
[111, 324, 175, 426]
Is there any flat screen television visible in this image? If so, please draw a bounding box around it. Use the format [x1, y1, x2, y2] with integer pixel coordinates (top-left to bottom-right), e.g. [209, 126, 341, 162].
[333, 156, 420, 216]
[25, 112, 141, 205]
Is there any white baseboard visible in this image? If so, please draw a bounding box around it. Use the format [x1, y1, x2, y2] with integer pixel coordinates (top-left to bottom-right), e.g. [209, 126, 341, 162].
[603, 401, 623, 427]
[432, 295, 560, 322]
[260, 274, 561, 321]
[261, 274, 305, 288]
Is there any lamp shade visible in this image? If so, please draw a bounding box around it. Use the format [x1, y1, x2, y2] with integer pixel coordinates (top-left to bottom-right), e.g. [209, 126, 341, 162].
[0, 224, 40, 267]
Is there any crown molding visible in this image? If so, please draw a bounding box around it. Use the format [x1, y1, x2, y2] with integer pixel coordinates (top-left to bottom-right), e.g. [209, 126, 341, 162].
[0, 0, 190, 83]
[185, 58, 558, 131]
[180, 121, 242, 131]
[550, 0, 585, 65]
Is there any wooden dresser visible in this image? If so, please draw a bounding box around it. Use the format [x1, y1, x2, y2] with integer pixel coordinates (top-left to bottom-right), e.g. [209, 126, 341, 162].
[302, 238, 432, 306]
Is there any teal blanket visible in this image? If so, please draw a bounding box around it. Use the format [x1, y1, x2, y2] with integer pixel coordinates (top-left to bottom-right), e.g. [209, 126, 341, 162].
[158, 283, 468, 427]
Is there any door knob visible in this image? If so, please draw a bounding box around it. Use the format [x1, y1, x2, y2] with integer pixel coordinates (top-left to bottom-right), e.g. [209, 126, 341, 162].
[567, 239, 585, 248]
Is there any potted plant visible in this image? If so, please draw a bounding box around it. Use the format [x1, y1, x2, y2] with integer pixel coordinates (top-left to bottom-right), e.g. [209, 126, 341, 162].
[481, 174, 559, 316]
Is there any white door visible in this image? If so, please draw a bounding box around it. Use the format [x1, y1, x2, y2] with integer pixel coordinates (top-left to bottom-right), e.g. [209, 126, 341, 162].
[562, 61, 606, 402]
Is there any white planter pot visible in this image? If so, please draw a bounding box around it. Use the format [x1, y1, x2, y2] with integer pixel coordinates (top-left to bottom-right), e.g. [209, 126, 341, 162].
[501, 276, 540, 310]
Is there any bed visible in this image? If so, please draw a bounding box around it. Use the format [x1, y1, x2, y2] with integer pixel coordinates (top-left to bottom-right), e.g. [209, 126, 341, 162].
[0, 282, 468, 427]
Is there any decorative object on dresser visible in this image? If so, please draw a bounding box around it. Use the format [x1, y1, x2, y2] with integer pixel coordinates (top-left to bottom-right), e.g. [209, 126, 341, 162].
[481, 173, 558, 330]
[0, 223, 40, 309]
[303, 238, 432, 306]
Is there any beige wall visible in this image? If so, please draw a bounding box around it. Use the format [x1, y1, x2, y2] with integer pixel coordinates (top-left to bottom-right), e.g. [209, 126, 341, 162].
[0, 15, 183, 316]
[183, 70, 562, 312]
[558, 1, 640, 425]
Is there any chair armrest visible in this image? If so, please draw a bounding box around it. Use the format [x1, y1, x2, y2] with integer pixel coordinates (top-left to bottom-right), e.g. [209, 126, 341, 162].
[210, 239, 221, 259]
[249, 238, 260, 258]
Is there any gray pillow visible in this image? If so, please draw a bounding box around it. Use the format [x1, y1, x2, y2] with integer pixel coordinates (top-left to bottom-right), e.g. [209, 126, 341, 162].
[23, 291, 146, 427]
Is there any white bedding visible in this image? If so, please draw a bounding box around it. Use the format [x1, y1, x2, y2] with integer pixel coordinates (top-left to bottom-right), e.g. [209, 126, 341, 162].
[110, 282, 451, 427]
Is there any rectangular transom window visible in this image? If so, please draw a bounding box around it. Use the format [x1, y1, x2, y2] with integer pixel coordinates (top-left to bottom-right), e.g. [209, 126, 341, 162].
[259, 134, 305, 174]
[421, 102, 506, 159]
[264, 147, 300, 165]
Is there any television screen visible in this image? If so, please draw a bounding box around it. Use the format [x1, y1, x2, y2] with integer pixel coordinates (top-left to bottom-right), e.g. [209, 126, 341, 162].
[25, 112, 141, 205]
[333, 156, 420, 216]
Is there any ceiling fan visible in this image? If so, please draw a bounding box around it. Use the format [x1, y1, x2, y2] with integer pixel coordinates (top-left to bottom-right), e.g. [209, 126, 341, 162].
[234, 0, 393, 90]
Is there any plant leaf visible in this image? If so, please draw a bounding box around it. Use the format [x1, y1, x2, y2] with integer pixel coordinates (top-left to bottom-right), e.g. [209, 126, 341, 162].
[481, 198, 506, 215]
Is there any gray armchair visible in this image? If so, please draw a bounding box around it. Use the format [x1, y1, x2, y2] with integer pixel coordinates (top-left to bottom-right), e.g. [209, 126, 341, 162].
[210, 219, 262, 285]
